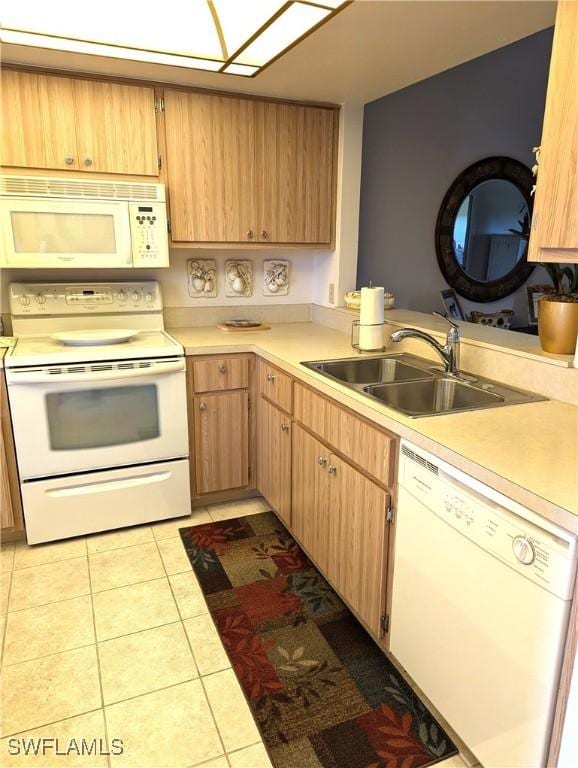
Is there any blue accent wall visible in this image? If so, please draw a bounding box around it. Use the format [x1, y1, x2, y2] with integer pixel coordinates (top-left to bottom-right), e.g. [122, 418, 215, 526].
[356, 28, 554, 322]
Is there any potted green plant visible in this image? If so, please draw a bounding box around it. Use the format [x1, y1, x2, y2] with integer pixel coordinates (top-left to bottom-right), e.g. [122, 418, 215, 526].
[538, 263, 578, 354]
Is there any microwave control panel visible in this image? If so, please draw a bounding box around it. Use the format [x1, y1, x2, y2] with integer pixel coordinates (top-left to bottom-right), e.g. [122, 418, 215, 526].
[129, 203, 170, 268]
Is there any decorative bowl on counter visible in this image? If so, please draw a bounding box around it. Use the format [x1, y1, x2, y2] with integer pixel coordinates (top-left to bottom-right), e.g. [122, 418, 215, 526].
[344, 291, 395, 311]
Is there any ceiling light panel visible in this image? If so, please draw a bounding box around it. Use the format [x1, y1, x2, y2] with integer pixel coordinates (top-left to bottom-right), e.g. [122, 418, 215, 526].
[234, 3, 331, 67]
[1, 0, 349, 76]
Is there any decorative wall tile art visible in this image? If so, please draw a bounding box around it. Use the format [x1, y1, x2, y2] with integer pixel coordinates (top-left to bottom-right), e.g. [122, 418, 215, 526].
[263, 260, 290, 296]
[187, 259, 217, 298]
[225, 260, 253, 298]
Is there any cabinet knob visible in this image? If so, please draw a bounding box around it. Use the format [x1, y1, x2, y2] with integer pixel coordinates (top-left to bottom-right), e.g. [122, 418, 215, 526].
[64, 155, 74, 165]
[327, 464, 337, 475]
[318, 456, 327, 466]
[281, 423, 289, 432]
[246, 230, 254, 239]
[266, 372, 276, 382]
[261, 230, 268, 239]
[84, 157, 93, 167]
[218, 364, 227, 374]
[199, 402, 207, 412]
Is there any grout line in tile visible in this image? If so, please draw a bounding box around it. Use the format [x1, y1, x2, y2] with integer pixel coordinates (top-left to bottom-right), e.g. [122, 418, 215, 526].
[0, 567, 14, 668]
[152, 534, 229, 760]
[226, 740, 263, 756]
[11, 539, 88, 571]
[96, 619, 183, 648]
[102, 675, 201, 711]
[0, 706, 105, 741]
[5, 588, 91, 615]
[88, 574, 168, 598]
[87, 548, 112, 768]
[2, 639, 98, 669]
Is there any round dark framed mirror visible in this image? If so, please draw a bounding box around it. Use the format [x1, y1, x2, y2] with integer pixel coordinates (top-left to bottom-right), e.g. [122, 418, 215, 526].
[435, 157, 535, 302]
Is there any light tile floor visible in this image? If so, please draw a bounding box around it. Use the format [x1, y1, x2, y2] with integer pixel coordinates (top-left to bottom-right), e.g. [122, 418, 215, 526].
[0, 497, 470, 768]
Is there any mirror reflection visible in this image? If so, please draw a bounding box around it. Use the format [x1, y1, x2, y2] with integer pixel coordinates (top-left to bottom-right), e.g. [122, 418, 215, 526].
[452, 179, 529, 283]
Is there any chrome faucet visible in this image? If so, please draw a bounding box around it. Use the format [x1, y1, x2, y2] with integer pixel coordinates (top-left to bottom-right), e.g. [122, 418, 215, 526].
[390, 312, 461, 374]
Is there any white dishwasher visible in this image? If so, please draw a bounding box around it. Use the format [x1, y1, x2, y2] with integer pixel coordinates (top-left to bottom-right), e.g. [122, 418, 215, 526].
[390, 440, 577, 768]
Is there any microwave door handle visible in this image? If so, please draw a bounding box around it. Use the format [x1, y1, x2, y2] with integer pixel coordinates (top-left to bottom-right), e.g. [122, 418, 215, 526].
[10, 360, 185, 385]
[46, 470, 172, 498]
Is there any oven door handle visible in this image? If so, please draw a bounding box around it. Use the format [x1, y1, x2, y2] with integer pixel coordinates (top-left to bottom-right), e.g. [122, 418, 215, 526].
[9, 359, 185, 384]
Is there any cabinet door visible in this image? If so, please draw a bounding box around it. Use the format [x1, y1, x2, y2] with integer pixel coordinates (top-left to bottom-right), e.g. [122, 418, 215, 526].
[1, 70, 79, 170]
[291, 425, 331, 572]
[73, 80, 158, 175]
[194, 391, 249, 494]
[258, 397, 291, 526]
[164, 90, 256, 242]
[528, 1, 578, 263]
[256, 101, 336, 244]
[328, 453, 389, 636]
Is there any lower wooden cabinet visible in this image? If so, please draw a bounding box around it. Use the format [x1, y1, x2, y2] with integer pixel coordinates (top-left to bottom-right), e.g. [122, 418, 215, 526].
[292, 424, 390, 637]
[193, 391, 249, 495]
[257, 396, 291, 526]
[327, 454, 389, 636]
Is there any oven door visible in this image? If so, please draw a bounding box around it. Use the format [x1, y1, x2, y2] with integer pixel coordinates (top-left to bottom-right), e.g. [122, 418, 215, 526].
[0, 197, 132, 268]
[6, 358, 189, 479]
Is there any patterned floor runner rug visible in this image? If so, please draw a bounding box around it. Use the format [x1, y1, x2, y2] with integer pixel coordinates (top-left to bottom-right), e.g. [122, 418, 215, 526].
[180, 511, 458, 768]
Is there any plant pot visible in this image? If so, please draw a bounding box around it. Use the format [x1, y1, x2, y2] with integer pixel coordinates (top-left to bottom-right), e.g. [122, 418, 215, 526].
[538, 297, 578, 354]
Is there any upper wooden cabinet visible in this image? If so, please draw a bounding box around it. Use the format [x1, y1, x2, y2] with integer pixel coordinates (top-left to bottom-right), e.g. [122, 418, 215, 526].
[164, 89, 338, 245]
[1, 70, 159, 176]
[528, 1, 578, 263]
[255, 101, 335, 244]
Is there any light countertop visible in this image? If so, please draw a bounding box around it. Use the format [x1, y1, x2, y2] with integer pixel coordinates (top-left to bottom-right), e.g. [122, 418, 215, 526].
[169, 322, 578, 533]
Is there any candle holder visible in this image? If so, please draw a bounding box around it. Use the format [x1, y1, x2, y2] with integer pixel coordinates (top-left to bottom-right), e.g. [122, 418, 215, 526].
[351, 320, 386, 353]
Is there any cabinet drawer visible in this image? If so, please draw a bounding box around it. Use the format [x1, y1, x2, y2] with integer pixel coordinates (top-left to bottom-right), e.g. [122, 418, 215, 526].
[192, 357, 249, 393]
[294, 383, 394, 486]
[258, 360, 293, 413]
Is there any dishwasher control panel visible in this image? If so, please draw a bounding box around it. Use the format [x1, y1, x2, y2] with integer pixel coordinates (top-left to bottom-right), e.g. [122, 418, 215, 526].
[400, 443, 577, 600]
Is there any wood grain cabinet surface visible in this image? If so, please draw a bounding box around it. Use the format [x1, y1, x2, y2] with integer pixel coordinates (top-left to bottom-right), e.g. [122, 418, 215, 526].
[257, 396, 291, 527]
[258, 360, 293, 414]
[193, 391, 249, 495]
[294, 382, 395, 487]
[1, 69, 158, 176]
[528, 1, 578, 263]
[192, 357, 249, 393]
[291, 424, 389, 637]
[164, 89, 337, 245]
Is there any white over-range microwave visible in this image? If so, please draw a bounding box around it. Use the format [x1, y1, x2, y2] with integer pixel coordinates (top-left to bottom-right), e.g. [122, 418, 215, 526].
[0, 175, 170, 268]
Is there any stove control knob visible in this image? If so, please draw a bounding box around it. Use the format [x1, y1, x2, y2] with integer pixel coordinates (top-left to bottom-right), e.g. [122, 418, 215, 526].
[144, 292, 153, 303]
[35, 293, 46, 305]
[512, 536, 535, 565]
[19, 295, 31, 306]
[131, 291, 140, 302]
[116, 290, 127, 302]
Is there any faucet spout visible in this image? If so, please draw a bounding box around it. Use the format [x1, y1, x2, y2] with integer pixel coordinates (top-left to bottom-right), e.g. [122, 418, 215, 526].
[390, 314, 461, 374]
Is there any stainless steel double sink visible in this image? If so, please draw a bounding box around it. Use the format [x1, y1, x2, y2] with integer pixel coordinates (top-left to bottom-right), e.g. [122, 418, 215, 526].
[302, 354, 545, 418]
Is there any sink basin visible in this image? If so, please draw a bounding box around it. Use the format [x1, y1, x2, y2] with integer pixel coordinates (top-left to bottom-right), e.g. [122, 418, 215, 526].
[302, 353, 545, 418]
[364, 377, 504, 416]
[306, 356, 434, 385]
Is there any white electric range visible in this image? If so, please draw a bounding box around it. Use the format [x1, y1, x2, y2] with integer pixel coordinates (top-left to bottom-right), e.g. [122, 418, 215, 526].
[5, 281, 191, 544]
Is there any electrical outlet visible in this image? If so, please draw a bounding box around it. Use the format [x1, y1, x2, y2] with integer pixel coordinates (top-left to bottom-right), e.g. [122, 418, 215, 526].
[328, 282, 335, 304]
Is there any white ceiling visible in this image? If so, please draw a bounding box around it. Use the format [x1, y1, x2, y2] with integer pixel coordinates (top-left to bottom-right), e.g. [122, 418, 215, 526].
[1, 0, 556, 105]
